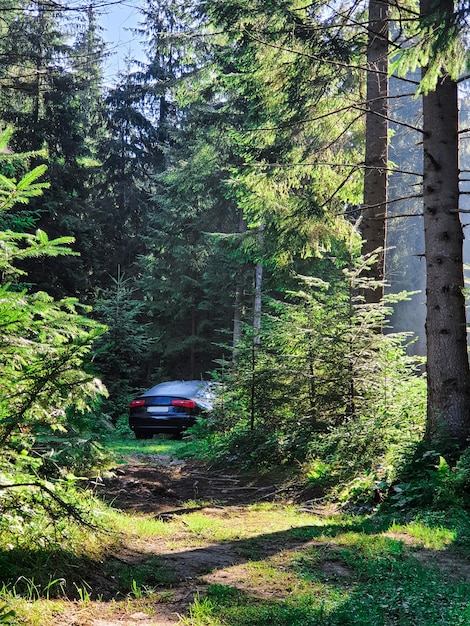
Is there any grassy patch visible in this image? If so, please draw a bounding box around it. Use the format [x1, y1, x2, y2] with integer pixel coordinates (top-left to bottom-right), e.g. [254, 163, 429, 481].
[176, 509, 470, 626]
[5, 504, 470, 625]
[105, 508, 177, 539]
[386, 520, 456, 549]
[182, 546, 470, 626]
[103, 434, 186, 462]
[105, 555, 179, 592]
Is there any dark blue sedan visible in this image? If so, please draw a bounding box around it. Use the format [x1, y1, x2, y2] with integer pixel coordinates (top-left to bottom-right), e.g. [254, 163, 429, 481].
[129, 380, 216, 439]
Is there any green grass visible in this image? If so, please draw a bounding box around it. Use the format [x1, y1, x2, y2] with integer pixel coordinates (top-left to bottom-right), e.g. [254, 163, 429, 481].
[180, 537, 470, 626]
[103, 433, 187, 462]
[105, 555, 179, 591]
[173, 507, 470, 626]
[386, 519, 456, 549]
[105, 508, 177, 539]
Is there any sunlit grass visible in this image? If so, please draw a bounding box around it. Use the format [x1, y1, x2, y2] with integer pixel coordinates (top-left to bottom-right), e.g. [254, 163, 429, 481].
[181, 539, 470, 626]
[174, 510, 470, 626]
[5, 500, 470, 626]
[178, 512, 232, 540]
[386, 520, 456, 549]
[245, 558, 315, 595]
[104, 435, 185, 462]
[330, 532, 406, 557]
[3, 596, 174, 626]
[0, 596, 60, 626]
[105, 508, 177, 539]
[167, 505, 352, 548]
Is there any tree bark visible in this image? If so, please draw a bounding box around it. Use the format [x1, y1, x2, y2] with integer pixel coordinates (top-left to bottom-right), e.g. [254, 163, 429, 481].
[421, 0, 470, 449]
[253, 262, 263, 346]
[362, 0, 389, 303]
[253, 224, 264, 346]
[232, 282, 243, 363]
[250, 226, 264, 430]
[232, 210, 246, 364]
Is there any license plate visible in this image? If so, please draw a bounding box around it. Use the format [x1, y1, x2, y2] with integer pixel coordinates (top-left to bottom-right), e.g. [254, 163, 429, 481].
[147, 406, 170, 413]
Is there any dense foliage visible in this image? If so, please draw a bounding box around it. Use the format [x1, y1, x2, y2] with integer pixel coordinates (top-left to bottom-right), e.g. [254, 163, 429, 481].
[0, 129, 108, 546]
[4, 4, 470, 625]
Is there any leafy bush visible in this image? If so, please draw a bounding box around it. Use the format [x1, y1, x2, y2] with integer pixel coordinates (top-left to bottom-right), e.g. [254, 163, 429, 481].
[185, 418, 285, 469]
[384, 446, 470, 511]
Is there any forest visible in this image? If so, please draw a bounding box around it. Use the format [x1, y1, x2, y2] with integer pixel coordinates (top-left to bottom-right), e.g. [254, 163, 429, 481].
[2, 0, 470, 623]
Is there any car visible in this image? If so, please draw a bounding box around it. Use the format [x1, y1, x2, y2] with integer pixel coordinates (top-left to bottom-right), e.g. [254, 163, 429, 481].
[129, 380, 217, 439]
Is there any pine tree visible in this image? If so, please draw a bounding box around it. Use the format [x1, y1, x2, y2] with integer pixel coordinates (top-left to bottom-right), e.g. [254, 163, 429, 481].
[391, 0, 470, 452]
[0, 0, 113, 297]
[0, 131, 106, 445]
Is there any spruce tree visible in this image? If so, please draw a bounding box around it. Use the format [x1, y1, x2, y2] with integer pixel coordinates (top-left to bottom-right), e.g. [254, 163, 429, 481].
[420, 0, 470, 450]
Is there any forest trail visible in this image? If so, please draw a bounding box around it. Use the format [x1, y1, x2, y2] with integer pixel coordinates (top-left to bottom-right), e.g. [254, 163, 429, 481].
[93, 453, 285, 514]
[52, 454, 319, 626]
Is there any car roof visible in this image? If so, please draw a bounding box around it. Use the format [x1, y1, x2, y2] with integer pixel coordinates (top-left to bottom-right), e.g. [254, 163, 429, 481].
[142, 380, 209, 397]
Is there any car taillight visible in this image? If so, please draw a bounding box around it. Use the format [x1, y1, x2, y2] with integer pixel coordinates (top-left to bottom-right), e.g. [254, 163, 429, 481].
[130, 399, 146, 408]
[172, 399, 195, 409]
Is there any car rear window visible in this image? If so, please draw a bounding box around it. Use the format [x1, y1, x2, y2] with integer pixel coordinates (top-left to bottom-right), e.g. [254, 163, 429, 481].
[143, 381, 207, 397]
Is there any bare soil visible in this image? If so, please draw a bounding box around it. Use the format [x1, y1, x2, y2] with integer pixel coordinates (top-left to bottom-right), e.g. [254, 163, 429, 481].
[93, 454, 286, 514]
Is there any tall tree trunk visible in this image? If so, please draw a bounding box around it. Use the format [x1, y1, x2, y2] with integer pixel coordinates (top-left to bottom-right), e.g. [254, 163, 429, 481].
[190, 304, 196, 379]
[250, 225, 264, 430]
[232, 210, 246, 365]
[253, 262, 263, 346]
[249, 265, 263, 431]
[253, 224, 264, 346]
[421, 0, 470, 450]
[33, 0, 46, 130]
[232, 282, 243, 363]
[362, 0, 389, 304]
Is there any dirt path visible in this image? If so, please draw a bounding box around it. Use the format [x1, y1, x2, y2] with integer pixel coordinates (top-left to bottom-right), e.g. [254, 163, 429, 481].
[93, 453, 283, 514]
[51, 454, 309, 626]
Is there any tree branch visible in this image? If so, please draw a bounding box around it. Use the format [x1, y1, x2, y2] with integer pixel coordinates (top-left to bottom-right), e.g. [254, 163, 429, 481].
[0, 481, 101, 530]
